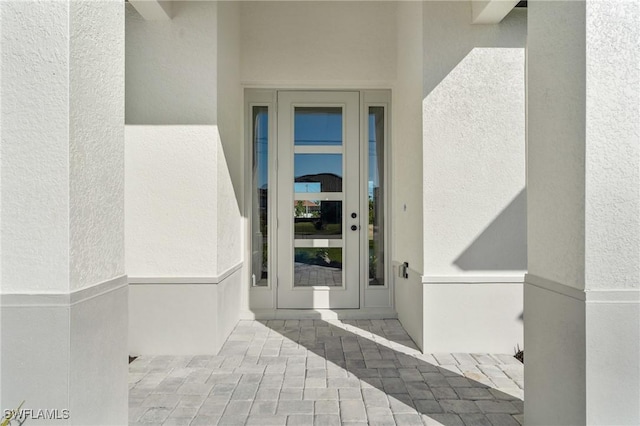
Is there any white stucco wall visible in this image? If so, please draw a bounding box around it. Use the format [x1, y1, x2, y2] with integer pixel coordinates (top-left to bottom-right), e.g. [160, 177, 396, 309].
[125, 125, 243, 355]
[217, 0, 244, 265]
[125, 1, 217, 124]
[126, 2, 243, 354]
[584, 1, 639, 423]
[423, 2, 526, 278]
[240, 1, 396, 85]
[526, 1, 639, 424]
[585, 0, 640, 291]
[1, 1, 70, 293]
[69, 0, 125, 290]
[528, 2, 586, 291]
[125, 1, 243, 277]
[2, 0, 125, 294]
[526, 3, 587, 423]
[393, 1, 424, 350]
[419, 2, 526, 353]
[1, 1, 127, 422]
[125, 126, 220, 277]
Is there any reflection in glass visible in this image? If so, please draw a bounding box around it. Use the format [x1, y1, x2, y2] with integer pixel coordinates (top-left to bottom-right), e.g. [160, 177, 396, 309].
[294, 248, 342, 287]
[252, 106, 269, 286]
[294, 201, 342, 239]
[294, 154, 342, 192]
[294, 107, 343, 146]
[369, 107, 385, 286]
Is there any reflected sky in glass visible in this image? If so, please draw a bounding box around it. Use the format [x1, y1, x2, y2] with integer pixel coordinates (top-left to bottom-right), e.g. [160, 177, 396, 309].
[295, 107, 342, 146]
[255, 106, 380, 195]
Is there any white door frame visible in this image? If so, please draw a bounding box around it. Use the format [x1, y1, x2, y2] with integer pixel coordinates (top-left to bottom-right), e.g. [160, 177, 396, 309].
[245, 89, 393, 314]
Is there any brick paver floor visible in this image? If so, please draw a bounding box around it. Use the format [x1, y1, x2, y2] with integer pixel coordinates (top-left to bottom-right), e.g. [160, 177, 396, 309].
[294, 263, 342, 287]
[129, 319, 524, 425]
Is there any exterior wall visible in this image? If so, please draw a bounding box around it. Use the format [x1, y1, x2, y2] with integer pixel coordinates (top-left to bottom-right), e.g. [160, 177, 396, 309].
[524, 280, 586, 425]
[217, 1, 243, 270]
[125, 126, 219, 277]
[125, 125, 242, 355]
[69, 281, 128, 425]
[1, 0, 70, 293]
[393, 1, 424, 350]
[1, 0, 127, 423]
[527, 0, 640, 424]
[584, 0, 640, 293]
[70, 0, 125, 291]
[421, 2, 526, 352]
[584, 1, 640, 423]
[129, 267, 242, 355]
[125, 1, 243, 355]
[425, 281, 523, 353]
[240, 1, 397, 85]
[125, 1, 217, 124]
[526, 2, 587, 423]
[528, 1, 585, 292]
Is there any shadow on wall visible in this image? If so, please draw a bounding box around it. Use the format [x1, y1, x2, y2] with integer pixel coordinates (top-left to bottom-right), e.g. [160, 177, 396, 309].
[454, 188, 527, 271]
[422, 3, 526, 98]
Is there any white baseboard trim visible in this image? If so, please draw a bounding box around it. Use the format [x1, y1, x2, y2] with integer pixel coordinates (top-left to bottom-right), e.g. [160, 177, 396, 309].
[128, 262, 243, 285]
[241, 307, 398, 320]
[1, 275, 128, 307]
[422, 274, 525, 284]
[525, 273, 585, 301]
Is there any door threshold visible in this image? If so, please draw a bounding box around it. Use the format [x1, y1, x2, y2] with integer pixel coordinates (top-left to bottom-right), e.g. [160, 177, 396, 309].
[241, 308, 398, 320]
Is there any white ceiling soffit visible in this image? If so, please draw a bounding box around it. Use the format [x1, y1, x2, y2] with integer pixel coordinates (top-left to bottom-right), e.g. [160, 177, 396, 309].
[129, 0, 173, 21]
[472, 0, 520, 24]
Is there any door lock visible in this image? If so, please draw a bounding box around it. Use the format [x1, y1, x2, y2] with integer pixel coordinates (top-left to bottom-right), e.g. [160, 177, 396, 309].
[351, 212, 357, 218]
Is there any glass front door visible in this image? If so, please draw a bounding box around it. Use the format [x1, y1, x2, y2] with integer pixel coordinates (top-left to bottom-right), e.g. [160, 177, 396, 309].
[277, 91, 361, 308]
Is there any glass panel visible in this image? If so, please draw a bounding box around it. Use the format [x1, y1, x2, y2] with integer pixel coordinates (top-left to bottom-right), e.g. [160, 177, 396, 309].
[368, 107, 385, 286]
[294, 154, 342, 192]
[294, 200, 342, 239]
[294, 248, 343, 287]
[294, 107, 343, 146]
[251, 106, 269, 286]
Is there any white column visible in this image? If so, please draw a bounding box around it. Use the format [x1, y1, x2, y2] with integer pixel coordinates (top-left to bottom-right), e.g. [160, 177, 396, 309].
[1, 1, 127, 424]
[526, 0, 640, 424]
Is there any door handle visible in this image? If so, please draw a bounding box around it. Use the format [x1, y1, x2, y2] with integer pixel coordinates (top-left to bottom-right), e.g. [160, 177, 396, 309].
[351, 225, 358, 231]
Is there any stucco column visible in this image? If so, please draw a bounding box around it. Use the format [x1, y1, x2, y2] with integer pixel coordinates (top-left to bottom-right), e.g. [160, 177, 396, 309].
[1, 1, 127, 424]
[526, 0, 639, 424]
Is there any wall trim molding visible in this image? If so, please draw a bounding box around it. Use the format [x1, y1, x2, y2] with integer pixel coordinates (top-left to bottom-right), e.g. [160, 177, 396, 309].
[241, 80, 395, 90]
[525, 274, 639, 304]
[525, 273, 586, 301]
[128, 261, 243, 285]
[585, 288, 640, 304]
[422, 274, 525, 284]
[1, 275, 128, 307]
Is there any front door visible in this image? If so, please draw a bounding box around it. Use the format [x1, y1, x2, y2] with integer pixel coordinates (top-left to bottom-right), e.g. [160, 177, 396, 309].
[276, 91, 360, 309]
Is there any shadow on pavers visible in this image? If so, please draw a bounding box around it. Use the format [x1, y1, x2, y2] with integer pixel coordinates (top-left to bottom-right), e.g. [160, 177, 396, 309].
[261, 319, 523, 426]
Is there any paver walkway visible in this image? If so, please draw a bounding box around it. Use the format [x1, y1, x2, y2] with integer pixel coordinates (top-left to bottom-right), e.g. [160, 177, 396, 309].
[294, 263, 342, 286]
[129, 319, 524, 425]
